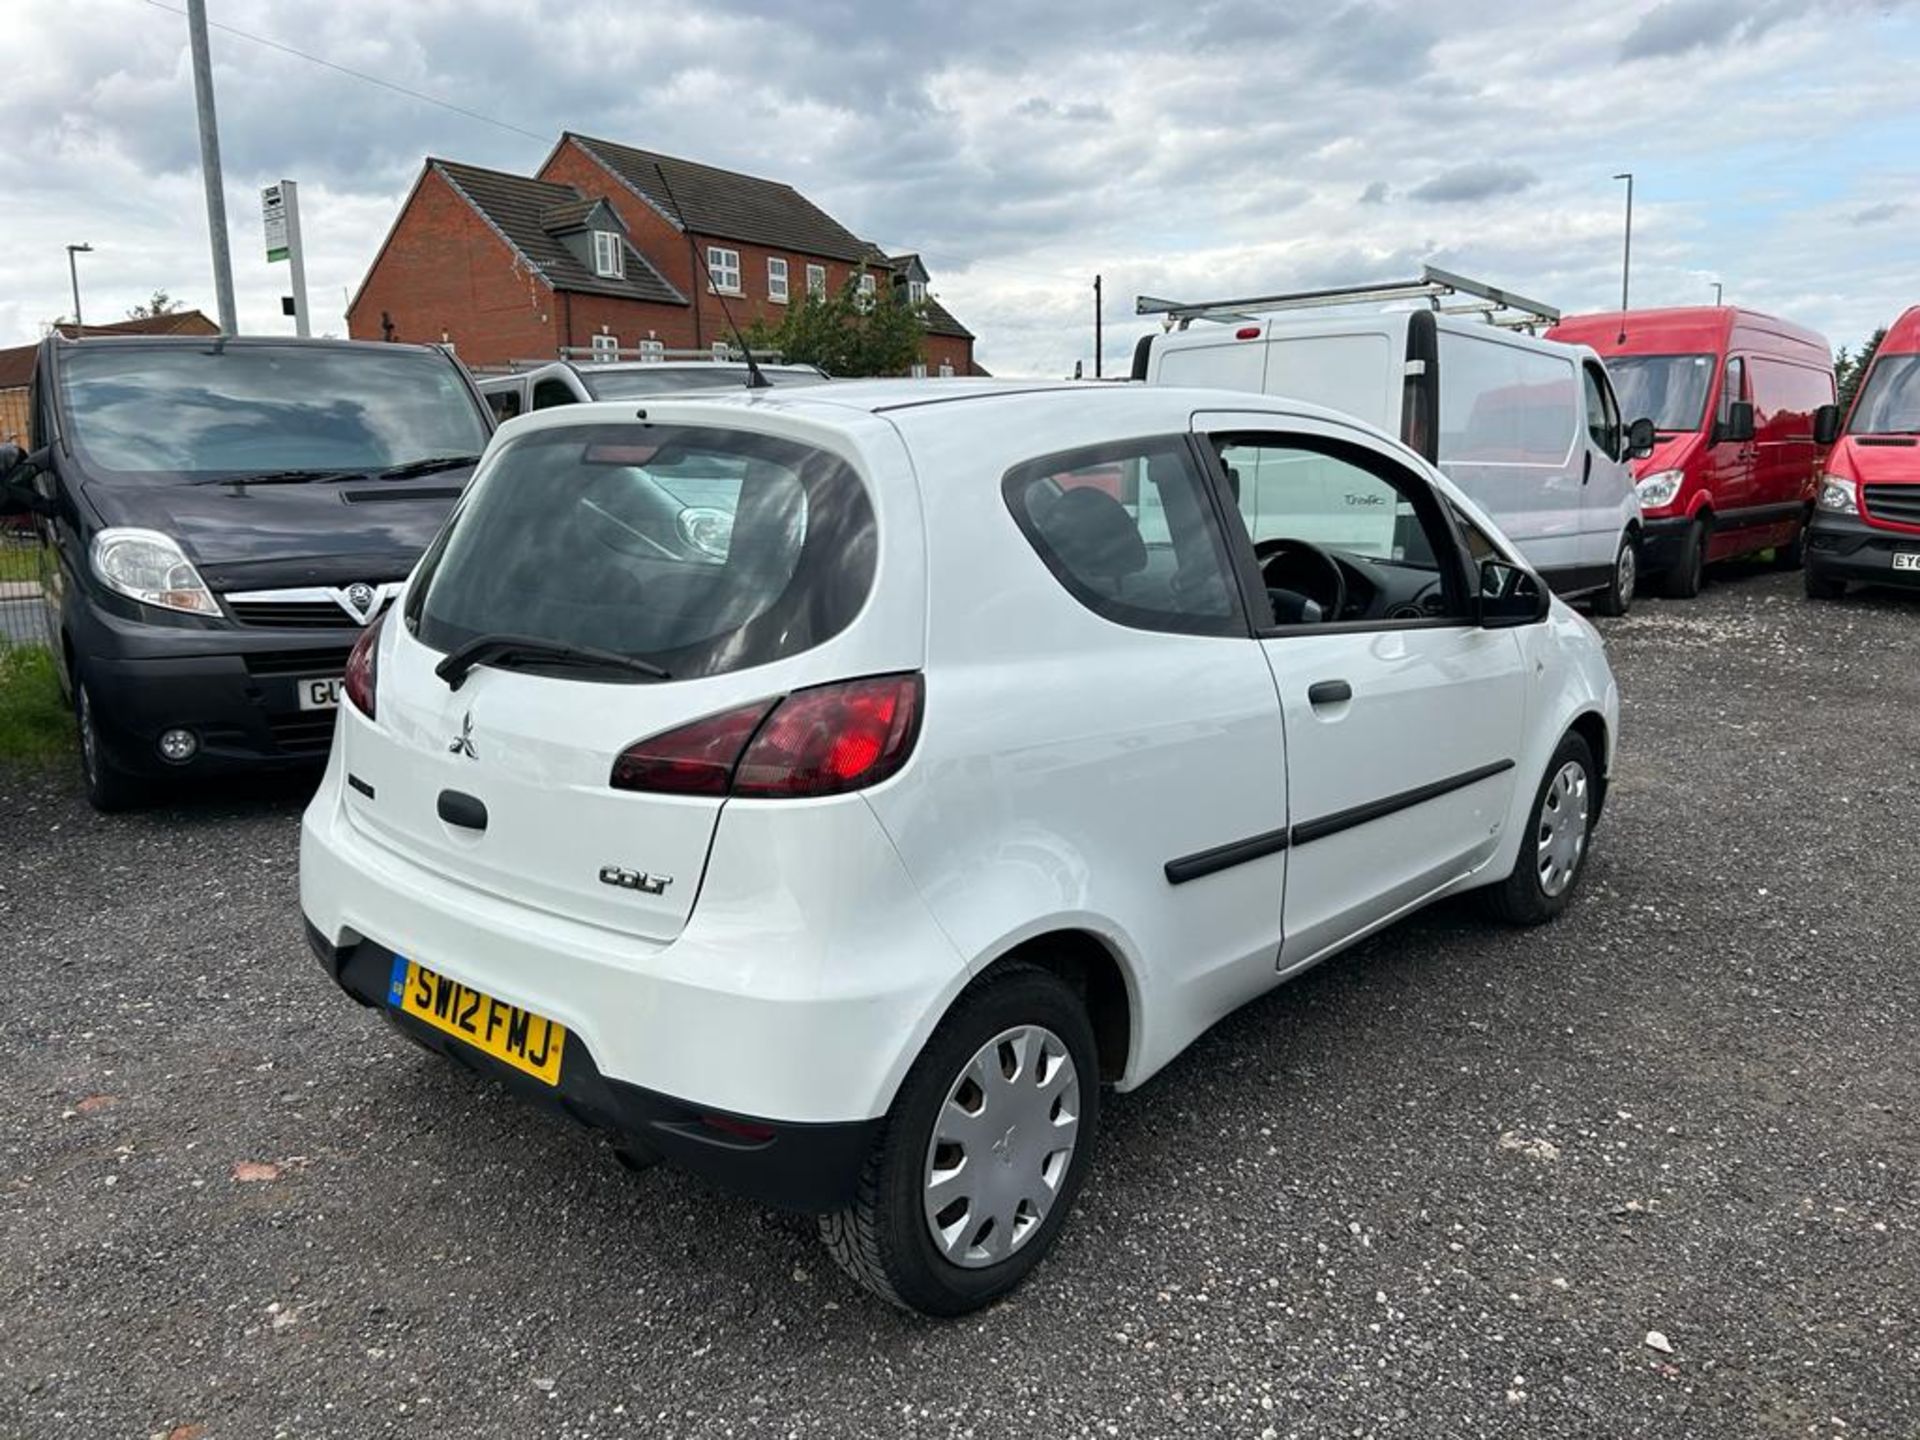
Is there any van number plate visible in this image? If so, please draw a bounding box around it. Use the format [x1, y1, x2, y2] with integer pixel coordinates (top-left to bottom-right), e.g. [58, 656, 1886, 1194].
[1894, 553, 1920, 572]
[298, 676, 343, 710]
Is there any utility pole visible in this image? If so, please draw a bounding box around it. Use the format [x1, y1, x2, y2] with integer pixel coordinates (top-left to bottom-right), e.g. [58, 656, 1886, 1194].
[66, 243, 93, 331]
[1093, 274, 1103, 379]
[1612, 172, 1634, 314]
[187, 0, 238, 334]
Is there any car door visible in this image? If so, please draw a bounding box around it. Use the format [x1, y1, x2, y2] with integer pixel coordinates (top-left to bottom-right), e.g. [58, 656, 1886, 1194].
[1193, 412, 1529, 971]
[1706, 355, 1757, 542]
[1579, 360, 1634, 572]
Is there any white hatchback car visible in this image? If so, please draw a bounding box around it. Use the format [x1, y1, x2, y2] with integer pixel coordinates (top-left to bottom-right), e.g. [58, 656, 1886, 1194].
[300, 381, 1619, 1315]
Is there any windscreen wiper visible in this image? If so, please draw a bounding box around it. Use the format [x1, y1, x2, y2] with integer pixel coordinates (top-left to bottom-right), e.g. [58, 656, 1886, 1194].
[375, 454, 482, 480]
[435, 634, 671, 691]
[193, 468, 362, 487]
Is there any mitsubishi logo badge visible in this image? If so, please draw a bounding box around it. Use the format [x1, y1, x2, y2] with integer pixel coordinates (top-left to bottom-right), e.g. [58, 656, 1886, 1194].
[448, 712, 477, 759]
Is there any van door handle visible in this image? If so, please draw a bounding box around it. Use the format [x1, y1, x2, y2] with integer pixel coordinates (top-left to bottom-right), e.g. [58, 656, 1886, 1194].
[1307, 680, 1352, 707]
[1582, 453, 1593, 486]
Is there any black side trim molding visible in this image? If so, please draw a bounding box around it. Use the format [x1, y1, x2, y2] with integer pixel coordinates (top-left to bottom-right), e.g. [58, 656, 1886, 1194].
[1164, 759, 1517, 884]
[1290, 759, 1516, 846]
[1165, 826, 1290, 885]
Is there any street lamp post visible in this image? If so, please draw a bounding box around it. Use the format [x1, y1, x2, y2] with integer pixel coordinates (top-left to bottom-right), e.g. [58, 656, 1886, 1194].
[1612, 172, 1633, 315]
[66, 243, 93, 331]
[1712, 281, 1724, 306]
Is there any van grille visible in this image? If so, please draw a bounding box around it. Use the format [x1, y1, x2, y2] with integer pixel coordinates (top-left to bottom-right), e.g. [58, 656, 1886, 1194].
[228, 598, 365, 629]
[243, 648, 352, 678]
[1863, 486, 1920, 528]
[267, 712, 338, 755]
[224, 583, 401, 630]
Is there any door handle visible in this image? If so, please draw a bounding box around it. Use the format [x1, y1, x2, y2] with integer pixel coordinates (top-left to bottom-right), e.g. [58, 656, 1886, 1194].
[1307, 680, 1352, 707]
[1582, 453, 1592, 486]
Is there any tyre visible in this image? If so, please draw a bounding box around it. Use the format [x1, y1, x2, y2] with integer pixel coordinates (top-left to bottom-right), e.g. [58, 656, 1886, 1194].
[1772, 525, 1807, 571]
[1481, 731, 1597, 927]
[1804, 566, 1847, 601]
[75, 680, 144, 813]
[1588, 532, 1637, 617]
[818, 963, 1099, 1316]
[1660, 518, 1707, 599]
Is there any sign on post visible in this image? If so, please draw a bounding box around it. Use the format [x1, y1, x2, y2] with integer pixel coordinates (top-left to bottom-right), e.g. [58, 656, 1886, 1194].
[261, 179, 311, 337]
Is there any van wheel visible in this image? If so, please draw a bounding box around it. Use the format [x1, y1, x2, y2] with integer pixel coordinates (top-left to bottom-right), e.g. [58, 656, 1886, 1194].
[1589, 534, 1637, 617]
[1661, 519, 1707, 599]
[75, 681, 143, 813]
[818, 964, 1099, 1316]
[1773, 526, 1807, 570]
[1482, 732, 1596, 927]
[1804, 567, 1847, 601]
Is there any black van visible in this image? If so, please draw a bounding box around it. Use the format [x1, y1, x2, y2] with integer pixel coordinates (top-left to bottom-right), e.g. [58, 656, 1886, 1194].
[0, 335, 492, 809]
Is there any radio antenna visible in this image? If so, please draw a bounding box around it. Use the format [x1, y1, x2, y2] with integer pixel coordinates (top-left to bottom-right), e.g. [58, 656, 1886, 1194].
[652, 160, 770, 389]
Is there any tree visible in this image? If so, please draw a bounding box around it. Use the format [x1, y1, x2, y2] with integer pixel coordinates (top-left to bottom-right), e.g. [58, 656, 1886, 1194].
[126, 289, 182, 320]
[1836, 326, 1887, 412]
[742, 270, 926, 378]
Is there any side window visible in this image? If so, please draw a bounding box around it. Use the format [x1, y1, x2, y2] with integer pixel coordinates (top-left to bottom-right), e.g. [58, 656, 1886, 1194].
[485, 389, 522, 422]
[1003, 437, 1244, 638]
[1582, 362, 1623, 458]
[1718, 356, 1747, 426]
[1214, 434, 1468, 626]
[531, 378, 575, 411]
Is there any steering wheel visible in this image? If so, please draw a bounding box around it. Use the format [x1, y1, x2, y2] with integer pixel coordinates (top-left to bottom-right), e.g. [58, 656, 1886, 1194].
[1255, 538, 1347, 623]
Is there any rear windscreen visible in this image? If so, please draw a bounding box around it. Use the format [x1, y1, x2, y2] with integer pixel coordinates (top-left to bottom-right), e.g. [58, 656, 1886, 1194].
[410, 424, 876, 680]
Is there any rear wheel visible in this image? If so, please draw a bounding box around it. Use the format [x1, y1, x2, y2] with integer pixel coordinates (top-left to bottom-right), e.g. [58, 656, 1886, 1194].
[1589, 532, 1637, 617]
[75, 681, 144, 813]
[1804, 566, 1847, 601]
[1482, 731, 1596, 927]
[818, 964, 1099, 1316]
[1661, 518, 1708, 599]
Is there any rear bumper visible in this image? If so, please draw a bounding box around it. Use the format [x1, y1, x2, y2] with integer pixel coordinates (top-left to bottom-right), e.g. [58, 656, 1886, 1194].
[304, 921, 881, 1211]
[1805, 512, 1920, 587]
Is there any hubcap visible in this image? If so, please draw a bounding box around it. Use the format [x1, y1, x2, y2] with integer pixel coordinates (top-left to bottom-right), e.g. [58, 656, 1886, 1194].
[1536, 760, 1590, 897]
[923, 1024, 1081, 1269]
[1617, 544, 1637, 604]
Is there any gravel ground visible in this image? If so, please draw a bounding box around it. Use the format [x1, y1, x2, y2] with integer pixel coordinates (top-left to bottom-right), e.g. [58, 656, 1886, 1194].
[2, 567, 1916, 1440]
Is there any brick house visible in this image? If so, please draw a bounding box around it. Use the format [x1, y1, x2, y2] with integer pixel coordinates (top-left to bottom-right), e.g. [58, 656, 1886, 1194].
[348, 137, 975, 375]
[0, 310, 220, 444]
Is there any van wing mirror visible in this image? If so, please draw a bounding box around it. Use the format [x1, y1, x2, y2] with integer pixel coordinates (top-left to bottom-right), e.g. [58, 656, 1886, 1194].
[1715, 399, 1756, 445]
[1812, 403, 1842, 447]
[1478, 559, 1551, 628]
[1626, 416, 1657, 460]
[0, 444, 50, 517]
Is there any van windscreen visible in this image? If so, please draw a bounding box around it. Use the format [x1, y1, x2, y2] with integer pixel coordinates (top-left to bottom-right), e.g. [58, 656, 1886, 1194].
[410, 424, 876, 682]
[1605, 354, 1714, 433]
[57, 344, 489, 480]
[1849, 354, 1920, 435]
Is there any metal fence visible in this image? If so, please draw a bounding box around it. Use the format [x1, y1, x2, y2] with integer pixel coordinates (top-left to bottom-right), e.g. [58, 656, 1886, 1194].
[0, 529, 50, 653]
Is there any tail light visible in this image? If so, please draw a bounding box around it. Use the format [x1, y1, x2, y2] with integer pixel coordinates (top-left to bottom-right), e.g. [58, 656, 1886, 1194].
[611, 673, 922, 799]
[343, 614, 383, 721]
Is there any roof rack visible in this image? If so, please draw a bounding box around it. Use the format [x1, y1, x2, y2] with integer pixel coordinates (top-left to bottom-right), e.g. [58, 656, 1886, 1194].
[1136, 263, 1560, 333]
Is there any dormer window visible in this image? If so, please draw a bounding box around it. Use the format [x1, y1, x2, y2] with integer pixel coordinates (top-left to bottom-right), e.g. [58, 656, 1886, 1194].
[592, 230, 625, 279]
[908, 279, 927, 305]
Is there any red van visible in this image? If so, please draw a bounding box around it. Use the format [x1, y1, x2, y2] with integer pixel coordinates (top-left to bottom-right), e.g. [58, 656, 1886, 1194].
[1547, 307, 1835, 597]
[1805, 305, 1920, 599]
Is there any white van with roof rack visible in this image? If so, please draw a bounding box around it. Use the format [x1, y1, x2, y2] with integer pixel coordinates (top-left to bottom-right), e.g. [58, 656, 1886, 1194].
[472, 350, 829, 422]
[1134, 265, 1654, 615]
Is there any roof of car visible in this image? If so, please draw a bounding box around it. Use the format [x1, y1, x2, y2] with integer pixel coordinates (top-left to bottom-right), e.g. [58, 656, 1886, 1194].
[1550, 306, 1829, 359]
[1880, 304, 1920, 355]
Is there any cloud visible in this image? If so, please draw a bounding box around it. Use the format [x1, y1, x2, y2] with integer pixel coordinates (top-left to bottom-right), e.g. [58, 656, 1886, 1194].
[1358, 180, 1390, 204]
[1014, 96, 1114, 123]
[1407, 163, 1539, 204]
[1849, 201, 1903, 224]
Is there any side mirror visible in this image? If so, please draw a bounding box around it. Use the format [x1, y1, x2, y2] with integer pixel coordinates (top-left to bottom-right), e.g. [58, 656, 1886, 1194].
[1625, 416, 1657, 460]
[0, 444, 49, 517]
[1479, 559, 1551, 628]
[1714, 399, 1756, 445]
[1812, 403, 1842, 448]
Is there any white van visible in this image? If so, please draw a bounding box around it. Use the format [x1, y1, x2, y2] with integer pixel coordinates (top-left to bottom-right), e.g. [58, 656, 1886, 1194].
[1136, 282, 1650, 615]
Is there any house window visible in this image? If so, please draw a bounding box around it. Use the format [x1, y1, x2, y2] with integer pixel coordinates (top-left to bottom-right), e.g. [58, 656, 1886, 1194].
[638, 338, 665, 362]
[591, 333, 619, 362]
[939, 360, 955, 378]
[857, 273, 876, 312]
[909, 280, 927, 305]
[806, 264, 827, 299]
[708, 247, 741, 294]
[768, 257, 789, 303]
[910, 363, 927, 379]
[592, 230, 625, 279]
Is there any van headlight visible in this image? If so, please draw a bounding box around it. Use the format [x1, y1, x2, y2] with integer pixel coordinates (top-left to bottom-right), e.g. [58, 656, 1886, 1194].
[1635, 469, 1685, 509]
[1816, 473, 1859, 516]
[90, 528, 221, 616]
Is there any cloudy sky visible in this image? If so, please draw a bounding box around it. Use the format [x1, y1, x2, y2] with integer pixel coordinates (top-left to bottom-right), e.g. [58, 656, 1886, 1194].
[5, 0, 1917, 375]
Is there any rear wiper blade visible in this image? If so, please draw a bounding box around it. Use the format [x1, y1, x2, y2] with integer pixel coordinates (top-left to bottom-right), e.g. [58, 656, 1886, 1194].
[193, 468, 361, 487]
[375, 454, 482, 480]
[435, 633, 670, 691]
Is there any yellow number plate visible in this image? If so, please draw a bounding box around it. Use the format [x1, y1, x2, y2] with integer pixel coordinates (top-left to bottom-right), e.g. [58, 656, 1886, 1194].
[387, 957, 566, 1086]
